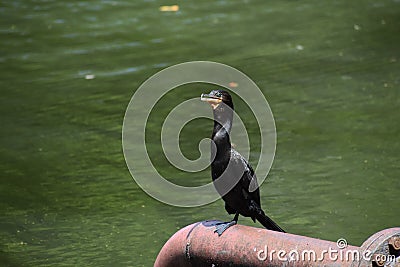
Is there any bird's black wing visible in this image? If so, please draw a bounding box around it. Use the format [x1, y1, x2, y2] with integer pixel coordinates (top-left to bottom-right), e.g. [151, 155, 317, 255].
[230, 149, 261, 207]
[231, 149, 285, 232]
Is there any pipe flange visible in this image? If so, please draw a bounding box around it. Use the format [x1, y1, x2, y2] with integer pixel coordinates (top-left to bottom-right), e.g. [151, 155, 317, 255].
[352, 228, 400, 267]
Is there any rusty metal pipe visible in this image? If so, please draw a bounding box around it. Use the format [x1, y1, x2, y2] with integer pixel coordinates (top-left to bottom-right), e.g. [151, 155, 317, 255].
[154, 221, 400, 267]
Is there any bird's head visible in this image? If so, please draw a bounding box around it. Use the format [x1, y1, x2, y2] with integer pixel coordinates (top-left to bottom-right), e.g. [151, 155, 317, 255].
[200, 90, 234, 110]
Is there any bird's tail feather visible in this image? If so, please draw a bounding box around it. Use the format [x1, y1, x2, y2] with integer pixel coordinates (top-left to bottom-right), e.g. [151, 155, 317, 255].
[248, 200, 285, 232]
[255, 209, 285, 233]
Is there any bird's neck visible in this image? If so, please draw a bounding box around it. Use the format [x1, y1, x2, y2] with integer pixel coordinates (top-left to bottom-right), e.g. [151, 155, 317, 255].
[211, 108, 233, 160]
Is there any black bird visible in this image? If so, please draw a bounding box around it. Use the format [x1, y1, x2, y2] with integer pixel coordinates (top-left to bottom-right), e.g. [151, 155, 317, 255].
[201, 89, 285, 236]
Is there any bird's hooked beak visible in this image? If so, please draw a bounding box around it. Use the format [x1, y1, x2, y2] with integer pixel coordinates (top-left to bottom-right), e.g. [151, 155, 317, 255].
[201, 93, 222, 109]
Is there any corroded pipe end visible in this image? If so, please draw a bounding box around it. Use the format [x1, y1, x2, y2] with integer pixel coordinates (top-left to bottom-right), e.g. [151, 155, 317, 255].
[352, 227, 400, 267]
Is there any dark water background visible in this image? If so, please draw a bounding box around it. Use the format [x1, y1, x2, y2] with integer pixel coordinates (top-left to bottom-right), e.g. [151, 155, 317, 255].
[1, 0, 399, 266]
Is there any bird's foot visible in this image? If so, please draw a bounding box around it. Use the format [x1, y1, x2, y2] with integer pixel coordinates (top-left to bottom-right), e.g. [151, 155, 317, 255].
[214, 220, 237, 236]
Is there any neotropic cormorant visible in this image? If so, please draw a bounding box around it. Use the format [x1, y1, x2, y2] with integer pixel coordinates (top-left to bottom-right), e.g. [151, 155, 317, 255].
[201, 89, 285, 236]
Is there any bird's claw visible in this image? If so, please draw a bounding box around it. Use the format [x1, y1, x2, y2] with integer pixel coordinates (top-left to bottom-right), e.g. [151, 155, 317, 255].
[214, 221, 237, 236]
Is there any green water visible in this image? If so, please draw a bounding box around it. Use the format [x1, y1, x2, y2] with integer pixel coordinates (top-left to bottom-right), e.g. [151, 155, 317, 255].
[1, 0, 399, 266]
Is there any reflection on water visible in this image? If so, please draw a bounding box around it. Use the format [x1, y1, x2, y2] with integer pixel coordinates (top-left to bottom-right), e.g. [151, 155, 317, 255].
[1, 0, 399, 266]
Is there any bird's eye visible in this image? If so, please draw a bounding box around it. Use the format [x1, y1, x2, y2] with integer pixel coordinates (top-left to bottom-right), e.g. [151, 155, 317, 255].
[215, 92, 222, 97]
